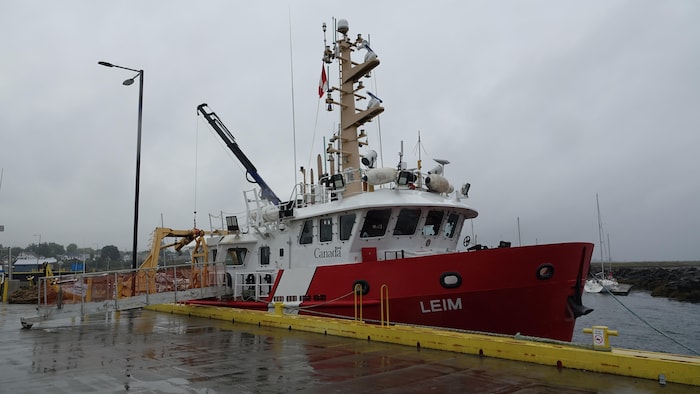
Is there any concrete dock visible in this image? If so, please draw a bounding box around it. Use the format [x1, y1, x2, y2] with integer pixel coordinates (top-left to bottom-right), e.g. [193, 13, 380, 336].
[1, 303, 697, 393]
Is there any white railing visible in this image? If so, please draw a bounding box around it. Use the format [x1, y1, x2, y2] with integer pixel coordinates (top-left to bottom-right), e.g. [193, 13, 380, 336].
[230, 271, 276, 301]
[21, 263, 228, 328]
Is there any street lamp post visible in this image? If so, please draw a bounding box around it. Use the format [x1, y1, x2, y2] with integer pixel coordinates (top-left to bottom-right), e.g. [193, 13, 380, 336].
[92, 243, 99, 273]
[98, 61, 143, 270]
[33, 234, 41, 270]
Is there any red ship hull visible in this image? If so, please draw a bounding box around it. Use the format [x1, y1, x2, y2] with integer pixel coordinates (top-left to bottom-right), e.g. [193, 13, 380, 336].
[192, 242, 593, 342]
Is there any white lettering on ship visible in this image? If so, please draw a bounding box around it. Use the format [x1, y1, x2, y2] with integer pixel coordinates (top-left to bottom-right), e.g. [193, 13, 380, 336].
[314, 247, 342, 259]
[420, 298, 463, 313]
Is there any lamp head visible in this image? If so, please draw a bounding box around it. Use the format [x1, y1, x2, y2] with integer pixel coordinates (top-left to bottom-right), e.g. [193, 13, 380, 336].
[122, 72, 140, 86]
[460, 183, 471, 197]
[98, 61, 114, 67]
[361, 150, 378, 168]
[366, 91, 382, 110]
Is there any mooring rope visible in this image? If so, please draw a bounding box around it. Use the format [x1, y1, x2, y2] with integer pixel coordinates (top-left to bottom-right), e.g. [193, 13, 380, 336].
[600, 283, 699, 355]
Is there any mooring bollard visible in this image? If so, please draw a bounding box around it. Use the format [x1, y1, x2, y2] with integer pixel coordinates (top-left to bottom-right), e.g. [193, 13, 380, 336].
[274, 302, 284, 315]
[582, 325, 619, 351]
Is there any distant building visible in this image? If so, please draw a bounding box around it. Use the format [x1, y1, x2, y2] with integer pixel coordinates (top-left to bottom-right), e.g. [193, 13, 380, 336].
[12, 254, 58, 273]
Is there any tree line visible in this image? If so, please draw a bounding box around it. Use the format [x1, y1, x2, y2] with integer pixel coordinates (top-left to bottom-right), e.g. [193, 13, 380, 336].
[1, 242, 127, 271]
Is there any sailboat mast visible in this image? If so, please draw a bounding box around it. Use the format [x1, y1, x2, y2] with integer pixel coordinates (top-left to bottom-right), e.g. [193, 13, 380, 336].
[596, 193, 605, 274]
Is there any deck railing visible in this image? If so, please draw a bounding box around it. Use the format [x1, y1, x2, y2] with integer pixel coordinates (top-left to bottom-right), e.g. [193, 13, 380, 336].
[229, 271, 276, 301]
[34, 262, 228, 310]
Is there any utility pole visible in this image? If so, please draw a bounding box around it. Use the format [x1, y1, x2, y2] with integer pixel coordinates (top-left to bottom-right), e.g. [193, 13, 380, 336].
[0, 168, 4, 236]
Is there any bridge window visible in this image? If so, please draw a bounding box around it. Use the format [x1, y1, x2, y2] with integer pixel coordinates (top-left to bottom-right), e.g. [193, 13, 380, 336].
[225, 247, 248, 266]
[444, 213, 460, 238]
[393, 208, 421, 235]
[339, 214, 356, 241]
[423, 210, 444, 236]
[260, 246, 270, 265]
[319, 217, 333, 242]
[299, 219, 313, 244]
[360, 209, 392, 238]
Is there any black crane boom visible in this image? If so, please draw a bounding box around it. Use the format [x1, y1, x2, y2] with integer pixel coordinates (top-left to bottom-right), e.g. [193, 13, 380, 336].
[197, 103, 282, 206]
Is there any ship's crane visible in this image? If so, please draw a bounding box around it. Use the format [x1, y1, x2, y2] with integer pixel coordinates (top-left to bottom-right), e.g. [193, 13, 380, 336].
[197, 103, 282, 206]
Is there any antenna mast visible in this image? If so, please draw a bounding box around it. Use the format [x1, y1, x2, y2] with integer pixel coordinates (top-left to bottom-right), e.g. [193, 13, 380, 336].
[324, 19, 384, 195]
[413, 131, 426, 188]
[288, 9, 298, 188]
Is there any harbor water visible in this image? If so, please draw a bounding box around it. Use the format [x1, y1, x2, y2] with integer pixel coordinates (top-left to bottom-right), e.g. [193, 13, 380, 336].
[573, 291, 700, 356]
[0, 290, 697, 393]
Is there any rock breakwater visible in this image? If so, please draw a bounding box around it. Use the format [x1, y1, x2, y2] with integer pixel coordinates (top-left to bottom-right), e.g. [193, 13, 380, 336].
[608, 264, 700, 303]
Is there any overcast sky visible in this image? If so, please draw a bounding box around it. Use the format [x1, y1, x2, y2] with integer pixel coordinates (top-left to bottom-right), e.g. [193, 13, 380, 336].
[1, 1, 698, 262]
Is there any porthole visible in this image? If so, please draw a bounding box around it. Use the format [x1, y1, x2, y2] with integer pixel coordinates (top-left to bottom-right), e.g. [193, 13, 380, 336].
[352, 280, 370, 295]
[440, 272, 462, 289]
[536, 264, 554, 280]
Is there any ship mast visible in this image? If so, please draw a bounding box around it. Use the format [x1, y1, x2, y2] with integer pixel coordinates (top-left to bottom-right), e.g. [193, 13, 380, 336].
[324, 19, 384, 196]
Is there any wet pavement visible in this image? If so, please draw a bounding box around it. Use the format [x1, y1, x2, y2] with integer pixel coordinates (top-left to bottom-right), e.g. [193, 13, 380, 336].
[0, 303, 693, 393]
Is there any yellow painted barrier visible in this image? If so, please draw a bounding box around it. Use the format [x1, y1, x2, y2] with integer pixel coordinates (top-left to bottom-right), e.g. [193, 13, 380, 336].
[146, 303, 700, 387]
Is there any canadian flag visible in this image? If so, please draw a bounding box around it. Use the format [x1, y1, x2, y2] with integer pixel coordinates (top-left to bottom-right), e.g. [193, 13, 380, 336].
[318, 65, 328, 98]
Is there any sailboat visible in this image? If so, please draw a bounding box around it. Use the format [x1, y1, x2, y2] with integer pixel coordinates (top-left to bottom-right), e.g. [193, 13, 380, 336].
[182, 19, 594, 342]
[585, 194, 619, 293]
